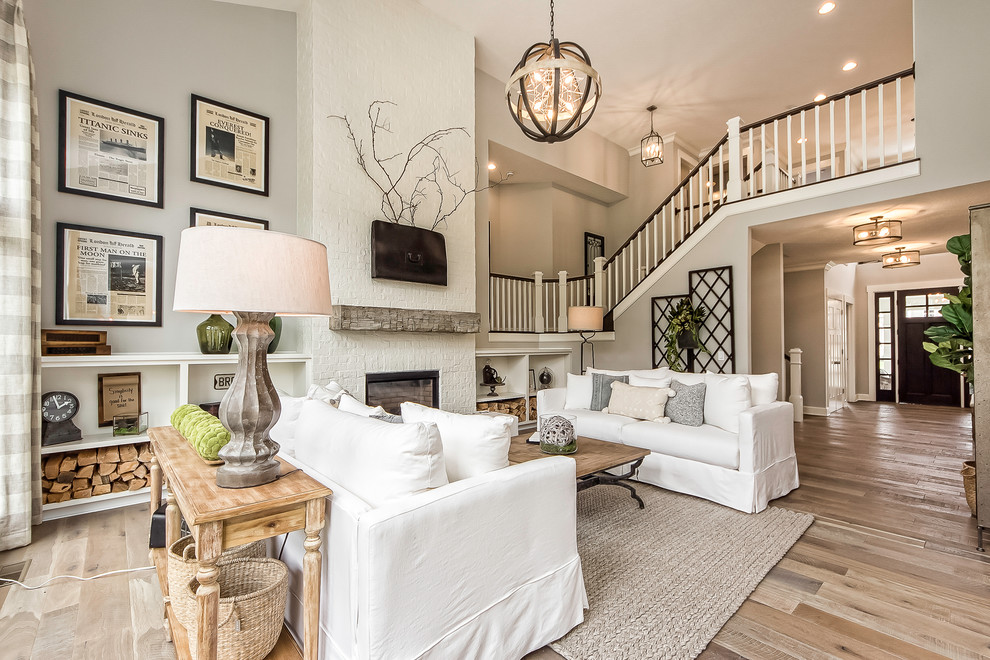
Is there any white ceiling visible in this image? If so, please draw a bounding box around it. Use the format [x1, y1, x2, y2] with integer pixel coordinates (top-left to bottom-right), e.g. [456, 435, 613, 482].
[416, 0, 914, 151]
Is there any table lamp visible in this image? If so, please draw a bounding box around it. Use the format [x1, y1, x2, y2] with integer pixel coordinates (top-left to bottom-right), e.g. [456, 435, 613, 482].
[568, 305, 604, 374]
[173, 227, 332, 488]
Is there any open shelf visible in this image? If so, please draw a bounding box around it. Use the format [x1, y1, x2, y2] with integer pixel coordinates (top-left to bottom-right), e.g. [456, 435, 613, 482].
[42, 487, 151, 521]
[40, 432, 149, 456]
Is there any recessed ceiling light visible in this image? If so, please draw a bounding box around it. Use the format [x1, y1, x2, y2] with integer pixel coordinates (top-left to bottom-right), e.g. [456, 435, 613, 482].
[487, 162, 497, 170]
[797, 137, 808, 144]
[819, 2, 836, 14]
[842, 61, 858, 71]
[814, 93, 827, 102]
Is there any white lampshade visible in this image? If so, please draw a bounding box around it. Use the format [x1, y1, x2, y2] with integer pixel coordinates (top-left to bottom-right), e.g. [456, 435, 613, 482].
[173, 227, 332, 315]
[568, 305, 604, 332]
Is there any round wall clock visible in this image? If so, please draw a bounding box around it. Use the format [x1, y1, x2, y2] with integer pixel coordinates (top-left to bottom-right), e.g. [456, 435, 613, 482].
[41, 390, 83, 446]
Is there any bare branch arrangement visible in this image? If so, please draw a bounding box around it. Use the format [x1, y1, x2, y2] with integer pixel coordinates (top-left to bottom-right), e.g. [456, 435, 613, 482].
[331, 101, 508, 231]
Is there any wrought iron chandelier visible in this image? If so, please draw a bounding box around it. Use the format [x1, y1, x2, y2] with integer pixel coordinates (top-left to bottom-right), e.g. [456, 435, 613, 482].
[505, 0, 602, 143]
[881, 246, 921, 268]
[641, 105, 663, 167]
[852, 216, 902, 246]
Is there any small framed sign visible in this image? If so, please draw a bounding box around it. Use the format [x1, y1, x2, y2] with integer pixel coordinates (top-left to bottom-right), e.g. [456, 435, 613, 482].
[191, 95, 269, 196]
[58, 90, 165, 208]
[97, 372, 142, 427]
[190, 207, 268, 230]
[214, 373, 235, 390]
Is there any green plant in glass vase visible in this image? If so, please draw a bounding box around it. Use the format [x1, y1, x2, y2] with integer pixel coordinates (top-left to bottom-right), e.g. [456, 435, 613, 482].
[663, 298, 709, 372]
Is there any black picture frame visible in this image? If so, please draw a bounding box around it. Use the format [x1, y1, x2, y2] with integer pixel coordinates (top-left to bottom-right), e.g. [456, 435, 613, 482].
[56, 223, 164, 327]
[190, 94, 270, 196]
[58, 90, 165, 208]
[189, 207, 269, 230]
[585, 232, 605, 276]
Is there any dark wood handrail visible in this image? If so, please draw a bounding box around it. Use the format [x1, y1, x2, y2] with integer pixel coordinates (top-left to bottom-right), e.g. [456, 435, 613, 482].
[739, 65, 915, 132]
[489, 272, 535, 283]
[604, 133, 729, 267]
[566, 274, 593, 282]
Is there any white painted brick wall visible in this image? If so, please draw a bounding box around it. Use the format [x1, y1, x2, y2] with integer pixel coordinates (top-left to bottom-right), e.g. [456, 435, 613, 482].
[299, 0, 477, 412]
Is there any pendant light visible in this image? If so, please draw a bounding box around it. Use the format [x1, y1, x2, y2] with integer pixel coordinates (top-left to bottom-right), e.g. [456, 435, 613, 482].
[852, 216, 902, 246]
[641, 105, 664, 167]
[505, 0, 602, 144]
[882, 246, 921, 268]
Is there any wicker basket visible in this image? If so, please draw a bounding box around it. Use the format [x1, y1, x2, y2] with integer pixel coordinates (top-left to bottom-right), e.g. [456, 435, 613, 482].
[167, 535, 266, 630]
[181, 557, 288, 660]
[962, 460, 977, 517]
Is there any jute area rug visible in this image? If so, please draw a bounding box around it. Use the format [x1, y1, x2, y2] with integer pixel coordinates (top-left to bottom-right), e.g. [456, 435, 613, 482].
[551, 483, 813, 660]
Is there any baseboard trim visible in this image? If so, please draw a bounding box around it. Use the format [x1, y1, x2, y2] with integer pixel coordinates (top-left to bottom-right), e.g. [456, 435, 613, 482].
[804, 406, 828, 417]
[856, 393, 875, 402]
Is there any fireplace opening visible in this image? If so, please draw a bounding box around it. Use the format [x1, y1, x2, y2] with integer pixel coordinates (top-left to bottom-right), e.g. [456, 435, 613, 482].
[365, 370, 439, 415]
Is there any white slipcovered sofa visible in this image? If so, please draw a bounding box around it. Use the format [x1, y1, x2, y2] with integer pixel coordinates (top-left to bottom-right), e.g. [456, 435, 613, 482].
[268, 390, 587, 660]
[537, 367, 798, 513]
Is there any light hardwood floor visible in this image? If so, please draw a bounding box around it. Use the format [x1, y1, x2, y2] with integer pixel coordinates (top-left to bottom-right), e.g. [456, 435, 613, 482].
[3, 402, 988, 660]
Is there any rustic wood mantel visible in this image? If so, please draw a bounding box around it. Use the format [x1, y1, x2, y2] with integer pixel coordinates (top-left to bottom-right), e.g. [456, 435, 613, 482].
[329, 305, 481, 333]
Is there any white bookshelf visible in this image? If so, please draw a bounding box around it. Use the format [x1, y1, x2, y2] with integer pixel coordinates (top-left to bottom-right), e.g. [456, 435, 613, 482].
[475, 348, 572, 428]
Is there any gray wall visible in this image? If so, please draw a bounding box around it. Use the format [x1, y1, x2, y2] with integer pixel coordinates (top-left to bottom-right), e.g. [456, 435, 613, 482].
[784, 269, 827, 409]
[26, 0, 297, 353]
[751, 243, 785, 397]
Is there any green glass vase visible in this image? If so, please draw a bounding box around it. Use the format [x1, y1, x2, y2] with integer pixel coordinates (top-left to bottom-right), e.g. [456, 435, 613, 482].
[196, 314, 233, 354]
[267, 316, 282, 354]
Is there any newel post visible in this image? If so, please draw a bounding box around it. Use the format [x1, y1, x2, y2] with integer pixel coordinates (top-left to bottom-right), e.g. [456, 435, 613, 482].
[789, 347, 804, 423]
[534, 271, 545, 333]
[593, 256, 605, 307]
[557, 270, 568, 333]
[726, 116, 743, 202]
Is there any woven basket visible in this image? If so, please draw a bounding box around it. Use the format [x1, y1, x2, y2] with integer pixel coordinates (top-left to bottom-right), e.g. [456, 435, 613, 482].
[167, 535, 266, 630]
[962, 460, 977, 517]
[182, 557, 288, 660]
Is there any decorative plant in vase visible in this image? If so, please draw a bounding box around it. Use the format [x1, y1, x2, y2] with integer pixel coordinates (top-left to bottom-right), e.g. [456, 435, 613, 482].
[663, 298, 709, 372]
[922, 233, 976, 515]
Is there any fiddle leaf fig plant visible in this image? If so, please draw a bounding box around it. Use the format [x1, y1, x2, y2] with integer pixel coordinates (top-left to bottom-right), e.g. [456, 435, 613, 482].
[663, 298, 709, 372]
[922, 234, 973, 383]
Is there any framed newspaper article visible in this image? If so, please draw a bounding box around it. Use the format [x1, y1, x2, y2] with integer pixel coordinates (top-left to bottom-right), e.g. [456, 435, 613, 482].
[56, 223, 164, 327]
[57, 90, 165, 208]
[189, 207, 269, 230]
[190, 95, 270, 196]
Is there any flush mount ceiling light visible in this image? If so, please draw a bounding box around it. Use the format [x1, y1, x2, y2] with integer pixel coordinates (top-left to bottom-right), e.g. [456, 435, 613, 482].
[882, 246, 921, 268]
[842, 61, 858, 71]
[819, 2, 836, 14]
[852, 216, 902, 245]
[640, 105, 664, 167]
[505, 0, 602, 144]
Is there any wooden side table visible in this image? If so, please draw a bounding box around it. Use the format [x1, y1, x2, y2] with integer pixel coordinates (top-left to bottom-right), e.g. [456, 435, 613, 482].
[148, 426, 331, 660]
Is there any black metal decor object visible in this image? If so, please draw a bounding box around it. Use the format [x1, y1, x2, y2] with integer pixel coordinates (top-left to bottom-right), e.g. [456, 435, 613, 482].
[371, 220, 447, 286]
[651, 294, 688, 369]
[689, 266, 735, 374]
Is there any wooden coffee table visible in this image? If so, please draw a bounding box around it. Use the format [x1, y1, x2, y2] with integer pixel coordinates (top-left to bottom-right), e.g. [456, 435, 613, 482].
[509, 433, 650, 508]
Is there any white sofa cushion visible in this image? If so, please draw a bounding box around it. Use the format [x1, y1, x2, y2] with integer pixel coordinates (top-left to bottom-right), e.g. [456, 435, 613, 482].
[307, 381, 348, 406]
[629, 373, 672, 388]
[400, 402, 512, 482]
[667, 371, 706, 386]
[621, 421, 740, 470]
[743, 373, 779, 405]
[295, 399, 447, 506]
[585, 367, 635, 377]
[563, 408, 638, 442]
[271, 394, 308, 457]
[564, 373, 593, 409]
[602, 381, 675, 423]
[338, 392, 387, 417]
[704, 373, 753, 434]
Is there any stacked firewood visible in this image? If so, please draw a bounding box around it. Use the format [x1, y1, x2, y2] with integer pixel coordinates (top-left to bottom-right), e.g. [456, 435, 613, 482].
[529, 396, 538, 420]
[42, 442, 153, 504]
[476, 398, 527, 422]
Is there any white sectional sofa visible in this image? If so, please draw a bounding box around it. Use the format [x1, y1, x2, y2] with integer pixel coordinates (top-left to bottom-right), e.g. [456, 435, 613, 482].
[268, 392, 587, 660]
[537, 368, 798, 513]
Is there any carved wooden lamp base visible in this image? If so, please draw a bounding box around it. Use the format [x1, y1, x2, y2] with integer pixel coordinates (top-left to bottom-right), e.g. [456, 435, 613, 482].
[217, 311, 282, 489]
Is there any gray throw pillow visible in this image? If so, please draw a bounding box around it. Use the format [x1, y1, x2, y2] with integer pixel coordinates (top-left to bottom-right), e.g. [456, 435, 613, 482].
[666, 380, 706, 426]
[370, 411, 403, 424]
[591, 373, 629, 411]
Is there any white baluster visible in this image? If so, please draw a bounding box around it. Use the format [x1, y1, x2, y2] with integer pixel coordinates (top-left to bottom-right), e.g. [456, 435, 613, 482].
[896, 76, 903, 162]
[718, 143, 725, 200]
[814, 103, 821, 182]
[772, 119, 779, 192]
[844, 95, 852, 175]
[861, 91, 867, 171]
[878, 82, 885, 167]
[800, 110, 807, 184]
[707, 157, 714, 209]
[747, 127, 755, 197]
[726, 117, 742, 202]
[557, 271, 568, 332]
[760, 124, 767, 194]
[786, 114, 793, 187]
[829, 99, 836, 179]
[594, 257, 604, 307]
[534, 271, 544, 333]
[525, 281, 532, 332]
[789, 348, 804, 423]
[497, 278, 505, 331]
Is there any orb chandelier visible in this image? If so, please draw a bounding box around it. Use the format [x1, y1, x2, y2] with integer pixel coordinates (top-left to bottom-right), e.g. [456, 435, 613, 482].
[505, 0, 602, 144]
[852, 216, 902, 246]
[882, 246, 921, 268]
[641, 105, 663, 167]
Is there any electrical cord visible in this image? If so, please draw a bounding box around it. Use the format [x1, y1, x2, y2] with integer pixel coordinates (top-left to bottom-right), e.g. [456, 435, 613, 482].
[0, 565, 155, 590]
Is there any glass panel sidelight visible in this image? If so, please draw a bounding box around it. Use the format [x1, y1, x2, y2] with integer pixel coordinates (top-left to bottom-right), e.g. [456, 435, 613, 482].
[875, 292, 895, 400]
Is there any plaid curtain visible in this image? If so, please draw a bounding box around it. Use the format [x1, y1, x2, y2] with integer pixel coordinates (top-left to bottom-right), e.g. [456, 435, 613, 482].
[0, 0, 42, 551]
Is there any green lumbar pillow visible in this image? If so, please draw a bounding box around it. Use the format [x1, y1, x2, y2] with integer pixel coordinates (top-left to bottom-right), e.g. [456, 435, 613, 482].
[170, 404, 231, 461]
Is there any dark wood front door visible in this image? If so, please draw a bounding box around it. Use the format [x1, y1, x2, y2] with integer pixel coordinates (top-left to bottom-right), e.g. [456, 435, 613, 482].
[896, 288, 961, 406]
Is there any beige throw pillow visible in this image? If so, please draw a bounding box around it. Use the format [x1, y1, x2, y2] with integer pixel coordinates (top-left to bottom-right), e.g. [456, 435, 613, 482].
[602, 381, 676, 423]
